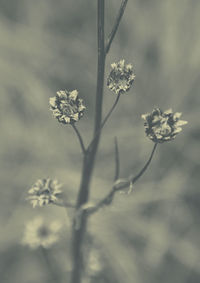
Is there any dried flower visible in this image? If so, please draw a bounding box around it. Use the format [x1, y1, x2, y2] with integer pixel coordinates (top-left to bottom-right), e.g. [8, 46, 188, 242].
[107, 59, 135, 95]
[27, 178, 62, 208]
[22, 217, 62, 249]
[49, 90, 86, 124]
[142, 108, 188, 143]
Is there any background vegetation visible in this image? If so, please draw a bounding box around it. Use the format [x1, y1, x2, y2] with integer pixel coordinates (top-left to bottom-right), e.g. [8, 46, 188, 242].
[0, 0, 199, 282]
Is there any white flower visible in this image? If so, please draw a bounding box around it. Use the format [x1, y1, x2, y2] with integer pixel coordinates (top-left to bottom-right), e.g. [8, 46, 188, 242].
[22, 217, 62, 249]
[27, 178, 62, 208]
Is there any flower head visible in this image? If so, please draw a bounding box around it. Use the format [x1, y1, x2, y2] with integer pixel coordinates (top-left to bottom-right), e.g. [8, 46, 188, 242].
[107, 59, 135, 95]
[22, 217, 62, 249]
[49, 90, 86, 124]
[142, 108, 188, 143]
[27, 178, 62, 208]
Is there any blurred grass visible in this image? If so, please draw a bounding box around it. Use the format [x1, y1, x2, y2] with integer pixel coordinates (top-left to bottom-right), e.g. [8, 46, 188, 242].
[0, 0, 200, 282]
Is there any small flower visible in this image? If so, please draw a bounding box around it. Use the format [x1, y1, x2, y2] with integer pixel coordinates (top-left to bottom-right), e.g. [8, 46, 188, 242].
[27, 178, 62, 208]
[49, 90, 86, 124]
[107, 59, 135, 95]
[141, 108, 188, 143]
[22, 217, 62, 249]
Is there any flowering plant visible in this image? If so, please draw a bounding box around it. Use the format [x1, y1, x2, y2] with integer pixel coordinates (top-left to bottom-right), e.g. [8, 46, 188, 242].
[22, 1, 187, 283]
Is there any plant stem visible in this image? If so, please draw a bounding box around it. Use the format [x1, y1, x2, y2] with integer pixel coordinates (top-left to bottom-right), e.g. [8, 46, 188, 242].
[105, 0, 128, 54]
[70, 1, 105, 282]
[114, 137, 120, 181]
[101, 93, 121, 129]
[71, 123, 86, 154]
[130, 143, 158, 184]
[87, 93, 121, 150]
[41, 247, 60, 283]
[88, 143, 158, 215]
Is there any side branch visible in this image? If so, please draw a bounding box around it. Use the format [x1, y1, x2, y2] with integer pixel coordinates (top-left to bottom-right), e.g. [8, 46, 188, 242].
[87, 93, 121, 150]
[130, 143, 157, 184]
[94, 1, 106, 137]
[101, 93, 121, 129]
[88, 143, 158, 215]
[105, 0, 128, 54]
[53, 200, 75, 208]
[71, 123, 86, 154]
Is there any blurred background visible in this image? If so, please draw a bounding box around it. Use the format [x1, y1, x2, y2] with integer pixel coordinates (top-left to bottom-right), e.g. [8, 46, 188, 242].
[0, 0, 200, 282]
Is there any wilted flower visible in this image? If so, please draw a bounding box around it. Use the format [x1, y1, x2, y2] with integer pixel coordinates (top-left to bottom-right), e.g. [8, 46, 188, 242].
[49, 90, 86, 124]
[27, 178, 62, 208]
[107, 59, 135, 95]
[22, 217, 62, 249]
[141, 108, 188, 143]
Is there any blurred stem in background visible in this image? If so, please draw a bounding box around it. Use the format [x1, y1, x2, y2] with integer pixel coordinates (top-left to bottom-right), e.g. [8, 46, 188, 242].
[70, 1, 129, 283]
[41, 247, 60, 283]
[114, 137, 120, 181]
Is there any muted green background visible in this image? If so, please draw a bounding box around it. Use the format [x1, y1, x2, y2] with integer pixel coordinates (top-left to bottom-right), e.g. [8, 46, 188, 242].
[0, 0, 200, 282]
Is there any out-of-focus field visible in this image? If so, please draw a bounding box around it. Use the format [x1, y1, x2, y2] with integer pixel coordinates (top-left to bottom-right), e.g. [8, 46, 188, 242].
[0, 0, 200, 282]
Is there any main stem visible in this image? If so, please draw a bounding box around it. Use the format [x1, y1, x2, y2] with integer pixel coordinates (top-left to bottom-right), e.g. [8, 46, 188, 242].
[70, 1, 105, 283]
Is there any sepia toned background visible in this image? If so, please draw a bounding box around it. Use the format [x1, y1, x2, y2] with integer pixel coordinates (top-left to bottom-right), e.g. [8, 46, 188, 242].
[0, 0, 200, 282]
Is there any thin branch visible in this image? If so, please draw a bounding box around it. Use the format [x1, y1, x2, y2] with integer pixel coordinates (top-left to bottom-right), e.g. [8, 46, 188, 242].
[53, 200, 75, 208]
[87, 93, 121, 151]
[40, 248, 60, 283]
[105, 0, 128, 54]
[101, 93, 121, 129]
[130, 143, 158, 184]
[93, 2, 106, 138]
[71, 123, 86, 154]
[88, 143, 158, 215]
[88, 188, 116, 215]
[114, 137, 120, 181]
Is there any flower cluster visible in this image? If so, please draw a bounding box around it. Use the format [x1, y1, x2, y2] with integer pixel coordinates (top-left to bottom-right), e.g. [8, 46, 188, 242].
[27, 178, 62, 208]
[22, 217, 62, 249]
[141, 108, 188, 143]
[49, 90, 86, 124]
[107, 59, 135, 95]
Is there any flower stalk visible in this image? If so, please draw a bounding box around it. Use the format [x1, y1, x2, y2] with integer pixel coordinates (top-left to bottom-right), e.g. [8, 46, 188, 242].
[87, 93, 121, 151]
[71, 123, 86, 154]
[41, 247, 60, 283]
[87, 143, 157, 215]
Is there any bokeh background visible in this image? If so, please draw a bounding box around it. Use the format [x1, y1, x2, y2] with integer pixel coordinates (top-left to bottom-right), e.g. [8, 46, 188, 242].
[0, 0, 200, 282]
